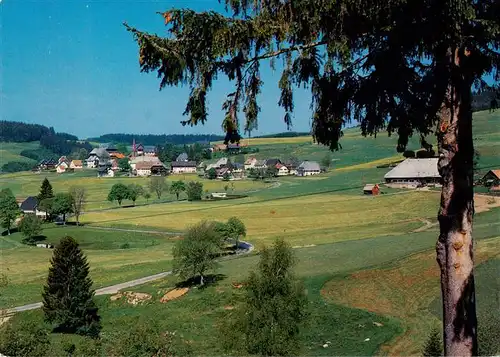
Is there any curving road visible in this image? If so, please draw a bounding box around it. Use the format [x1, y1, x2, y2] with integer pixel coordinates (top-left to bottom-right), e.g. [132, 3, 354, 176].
[3, 241, 254, 315]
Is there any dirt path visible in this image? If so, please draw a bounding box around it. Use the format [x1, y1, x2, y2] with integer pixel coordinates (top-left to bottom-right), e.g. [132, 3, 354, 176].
[3, 241, 254, 315]
[84, 226, 181, 235]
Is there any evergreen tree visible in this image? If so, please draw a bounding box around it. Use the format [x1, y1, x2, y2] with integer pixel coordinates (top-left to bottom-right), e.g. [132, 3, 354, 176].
[126, 2, 500, 353]
[221, 238, 307, 355]
[38, 178, 54, 202]
[423, 328, 443, 357]
[0, 188, 21, 235]
[42, 236, 101, 338]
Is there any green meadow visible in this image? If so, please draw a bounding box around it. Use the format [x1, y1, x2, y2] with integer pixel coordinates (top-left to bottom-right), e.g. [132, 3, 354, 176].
[1, 110, 499, 355]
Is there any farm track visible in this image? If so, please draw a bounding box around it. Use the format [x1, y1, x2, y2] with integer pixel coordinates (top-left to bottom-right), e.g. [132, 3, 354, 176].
[2, 241, 254, 315]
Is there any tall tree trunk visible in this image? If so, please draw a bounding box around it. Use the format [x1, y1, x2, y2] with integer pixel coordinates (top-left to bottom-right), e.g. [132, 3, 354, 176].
[436, 47, 477, 357]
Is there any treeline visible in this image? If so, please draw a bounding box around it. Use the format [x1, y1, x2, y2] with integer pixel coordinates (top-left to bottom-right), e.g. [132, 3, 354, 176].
[40, 135, 92, 156]
[88, 133, 225, 146]
[254, 131, 311, 138]
[0, 121, 54, 142]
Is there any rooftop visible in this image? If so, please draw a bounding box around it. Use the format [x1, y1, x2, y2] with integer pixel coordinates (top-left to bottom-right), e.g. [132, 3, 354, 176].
[171, 161, 197, 168]
[384, 158, 440, 179]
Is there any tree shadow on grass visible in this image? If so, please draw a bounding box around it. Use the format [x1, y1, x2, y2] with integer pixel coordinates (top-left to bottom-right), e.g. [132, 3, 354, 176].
[175, 273, 227, 290]
[22, 235, 48, 245]
[1, 227, 20, 236]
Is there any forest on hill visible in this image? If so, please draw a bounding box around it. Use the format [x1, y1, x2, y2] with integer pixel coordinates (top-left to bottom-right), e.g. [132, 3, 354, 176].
[88, 133, 225, 146]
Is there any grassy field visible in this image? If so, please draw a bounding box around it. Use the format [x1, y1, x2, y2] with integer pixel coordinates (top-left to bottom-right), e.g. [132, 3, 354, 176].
[0, 142, 39, 167]
[0, 171, 271, 210]
[0, 226, 176, 308]
[5, 208, 499, 355]
[1, 110, 499, 355]
[81, 190, 439, 246]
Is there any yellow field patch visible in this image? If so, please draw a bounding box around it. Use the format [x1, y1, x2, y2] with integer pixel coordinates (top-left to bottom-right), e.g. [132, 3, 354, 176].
[211, 136, 313, 146]
[333, 155, 404, 173]
[83, 191, 440, 246]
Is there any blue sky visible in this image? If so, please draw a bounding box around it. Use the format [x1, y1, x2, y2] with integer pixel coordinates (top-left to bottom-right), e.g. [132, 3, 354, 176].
[2, 0, 313, 139]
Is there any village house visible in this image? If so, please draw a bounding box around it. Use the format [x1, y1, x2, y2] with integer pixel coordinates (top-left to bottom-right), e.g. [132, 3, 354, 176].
[70, 160, 83, 169]
[384, 158, 441, 188]
[171, 161, 197, 174]
[212, 143, 227, 152]
[86, 148, 110, 168]
[244, 157, 257, 170]
[216, 167, 232, 179]
[151, 163, 169, 176]
[276, 163, 290, 176]
[363, 184, 381, 195]
[58, 156, 69, 165]
[133, 143, 157, 157]
[229, 163, 245, 179]
[296, 161, 321, 176]
[206, 157, 229, 171]
[135, 162, 153, 177]
[265, 158, 282, 168]
[56, 161, 69, 174]
[129, 156, 162, 171]
[254, 159, 267, 170]
[284, 159, 300, 175]
[37, 158, 58, 171]
[481, 170, 500, 187]
[19, 196, 46, 218]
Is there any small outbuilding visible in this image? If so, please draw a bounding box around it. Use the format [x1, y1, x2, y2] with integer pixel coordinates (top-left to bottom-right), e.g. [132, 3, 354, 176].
[363, 184, 380, 195]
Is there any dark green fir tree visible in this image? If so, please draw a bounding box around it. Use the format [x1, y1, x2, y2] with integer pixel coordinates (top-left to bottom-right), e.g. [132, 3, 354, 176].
[42, 236, 101, 338]
[423, 328, 443, 357]
[38, 178, 54, 202]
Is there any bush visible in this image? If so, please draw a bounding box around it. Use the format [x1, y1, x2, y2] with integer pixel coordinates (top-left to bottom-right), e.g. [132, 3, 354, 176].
[1, 161, 34, 173]
[186, 181, 203, 201]
[221, 239, 307, 356]
[0, 319, 51, 357]
[120, 242, 131, 249]
[19, 214, 43, 245]
[107, 319, 191, 357]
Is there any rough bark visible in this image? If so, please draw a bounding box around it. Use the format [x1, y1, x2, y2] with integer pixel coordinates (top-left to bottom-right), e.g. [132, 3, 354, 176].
[436, 47, 478, 357]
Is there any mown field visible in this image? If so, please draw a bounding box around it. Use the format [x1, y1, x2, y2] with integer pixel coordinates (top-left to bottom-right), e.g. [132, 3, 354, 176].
[1, 110, 499, 355]
[0, 141, 39, 167]
[4, 208, 499, 355]
[0, 171, 272, 210]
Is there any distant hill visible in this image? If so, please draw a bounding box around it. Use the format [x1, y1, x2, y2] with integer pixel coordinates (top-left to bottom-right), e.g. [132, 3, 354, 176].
[87, 133, 225, 146]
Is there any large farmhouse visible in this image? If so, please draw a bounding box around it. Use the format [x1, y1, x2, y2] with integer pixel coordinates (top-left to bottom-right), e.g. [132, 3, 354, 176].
[296, 161, 321, 176]
[171, 161, 197, 174]
[384, 158, 441, 188]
